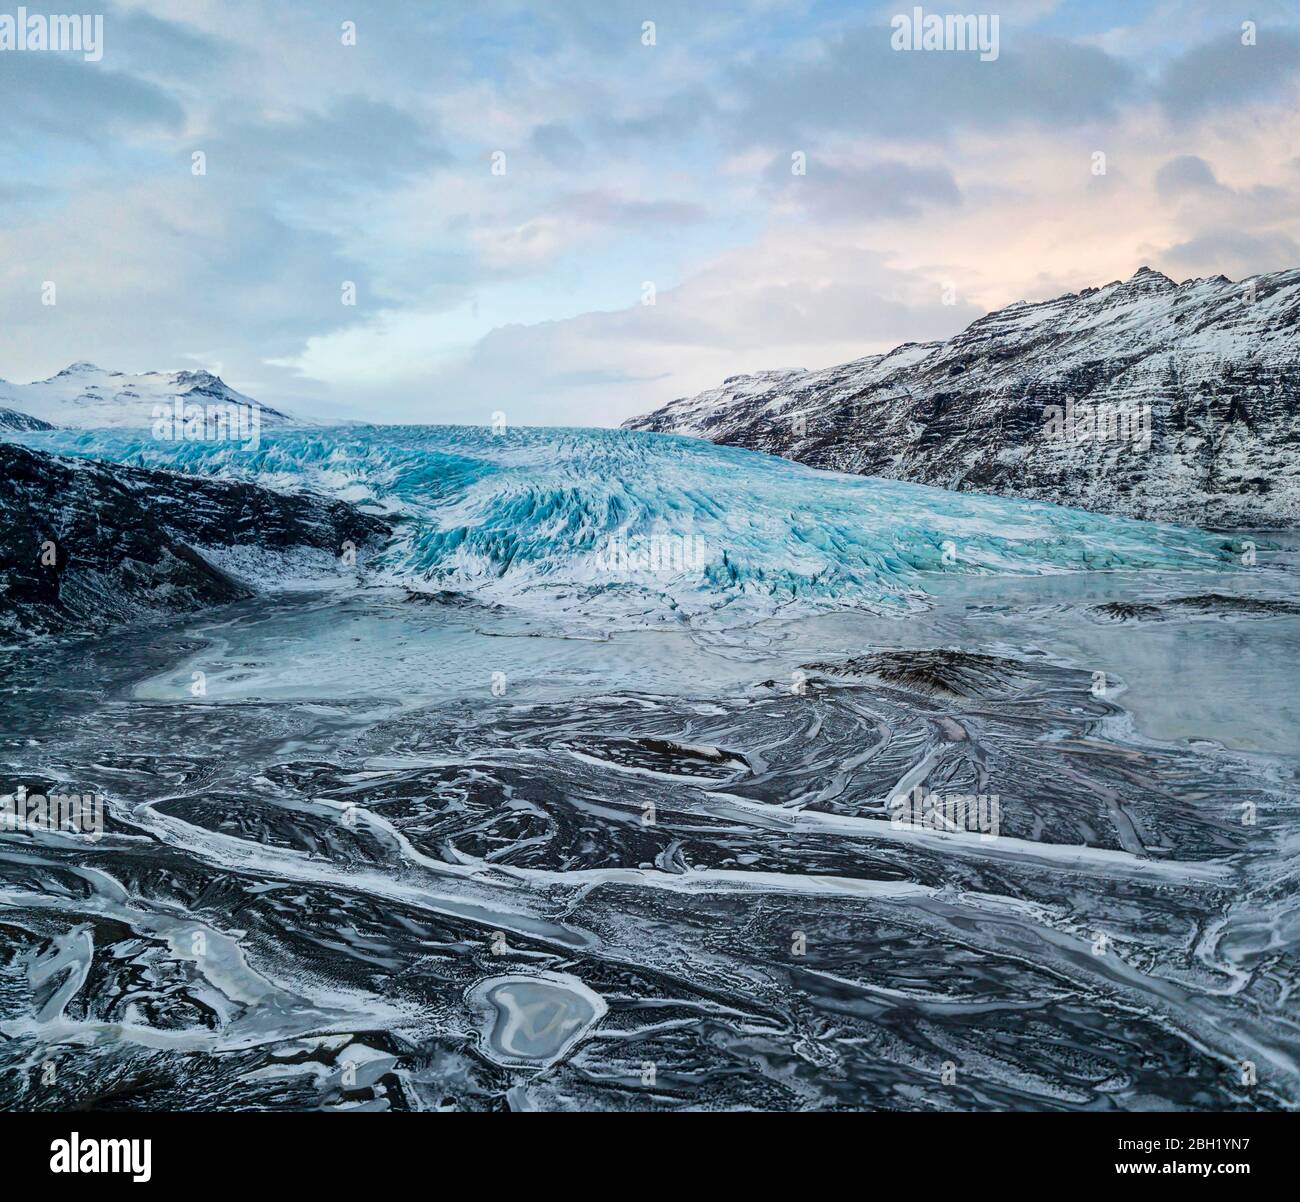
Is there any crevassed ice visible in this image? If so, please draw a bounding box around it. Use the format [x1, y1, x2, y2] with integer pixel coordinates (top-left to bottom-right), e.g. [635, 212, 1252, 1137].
[10, 425, 1235, 626]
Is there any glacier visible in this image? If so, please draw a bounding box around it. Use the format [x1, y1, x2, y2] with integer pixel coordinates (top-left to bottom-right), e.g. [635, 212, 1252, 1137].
[10, 424, 1237, 627]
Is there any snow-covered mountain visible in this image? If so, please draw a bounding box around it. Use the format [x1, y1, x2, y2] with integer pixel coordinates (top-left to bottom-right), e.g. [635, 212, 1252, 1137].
[624, 267, 1300, 529]
[0, 363, 300, 430]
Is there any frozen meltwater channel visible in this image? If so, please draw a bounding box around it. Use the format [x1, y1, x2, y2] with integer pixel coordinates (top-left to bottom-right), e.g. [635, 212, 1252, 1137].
[1, 425, 1297, 1112]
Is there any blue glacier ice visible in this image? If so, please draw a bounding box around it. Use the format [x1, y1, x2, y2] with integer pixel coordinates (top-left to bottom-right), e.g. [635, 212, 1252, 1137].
[9, 425, 1236, 626]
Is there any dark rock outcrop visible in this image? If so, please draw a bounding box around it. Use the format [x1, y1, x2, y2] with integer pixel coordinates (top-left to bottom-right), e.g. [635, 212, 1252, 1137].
[0, 442, 390, 640]
[802, 649, 1034, 699]
[1092, 593, 1300, 622]
[0, 406, 53, 432]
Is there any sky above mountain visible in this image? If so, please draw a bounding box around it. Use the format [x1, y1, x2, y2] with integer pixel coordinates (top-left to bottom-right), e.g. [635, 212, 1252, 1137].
[3, 0, 1300, 425]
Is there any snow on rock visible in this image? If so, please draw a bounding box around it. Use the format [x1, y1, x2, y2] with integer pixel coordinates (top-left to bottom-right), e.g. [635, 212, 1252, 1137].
[624, 267, 1300, 529]
[0, 362, 303, 431]
[0, 405, 53, 432]
[0, 441, 389, 641]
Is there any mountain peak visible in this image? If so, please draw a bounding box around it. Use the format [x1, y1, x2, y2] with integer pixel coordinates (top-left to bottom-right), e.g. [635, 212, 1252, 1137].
[1, 363, 302, 429]
[1118, 266, 1176, 294]
[173, 369, 224, 387]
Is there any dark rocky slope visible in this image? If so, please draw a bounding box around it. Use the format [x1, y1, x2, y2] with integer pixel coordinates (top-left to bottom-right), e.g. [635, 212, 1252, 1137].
[625, 267, 1300, 529]
[0, 407, 53, 432]
[0, 442, 389, 640]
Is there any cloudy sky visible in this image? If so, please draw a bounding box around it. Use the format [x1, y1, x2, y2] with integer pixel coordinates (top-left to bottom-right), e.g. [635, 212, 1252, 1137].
[4, 0, 1300, 425]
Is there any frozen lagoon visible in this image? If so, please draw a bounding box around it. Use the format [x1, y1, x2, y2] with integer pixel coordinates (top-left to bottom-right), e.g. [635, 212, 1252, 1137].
[129, 559, 1300, 756]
